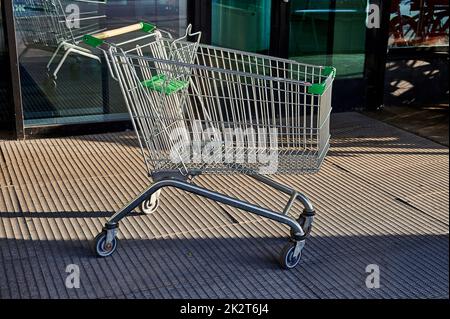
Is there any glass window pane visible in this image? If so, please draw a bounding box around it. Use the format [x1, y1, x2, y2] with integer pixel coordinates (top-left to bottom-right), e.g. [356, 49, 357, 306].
[289, 0, 368, 78]
[389, 0, 449, 48]
[289, 0, 331, 67]
[212, 0, 271, 53]
[12, 0, 187, 127]
[332, 0, 367, 78]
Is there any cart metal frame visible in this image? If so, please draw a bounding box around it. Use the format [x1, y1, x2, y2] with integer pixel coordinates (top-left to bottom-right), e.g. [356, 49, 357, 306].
[84, 22, 334, 269]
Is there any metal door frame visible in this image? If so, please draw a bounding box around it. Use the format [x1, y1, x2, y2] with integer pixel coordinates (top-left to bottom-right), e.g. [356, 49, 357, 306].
[1, 0, 24, 139]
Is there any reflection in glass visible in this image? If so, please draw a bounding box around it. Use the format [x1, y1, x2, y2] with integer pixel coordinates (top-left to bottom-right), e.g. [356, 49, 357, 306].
[212, 0, 271, 53]
[389, 0, 449, 48]
[12, 0, 187, 126]
[289, 0, 368, 78]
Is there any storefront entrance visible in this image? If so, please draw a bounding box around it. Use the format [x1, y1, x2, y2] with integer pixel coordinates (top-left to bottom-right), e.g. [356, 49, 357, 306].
[0, 0, 448, 139]
[204, 0, 370, 111]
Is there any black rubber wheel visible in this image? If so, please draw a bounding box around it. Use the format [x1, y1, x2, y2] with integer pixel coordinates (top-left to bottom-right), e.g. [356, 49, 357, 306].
[279, 242, 302, 269]
[93, 231, 118, 257]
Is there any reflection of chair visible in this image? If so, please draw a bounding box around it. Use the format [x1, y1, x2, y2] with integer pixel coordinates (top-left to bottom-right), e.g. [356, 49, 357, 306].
[44, 0, 107, 82]
[15, 0, 107, 83]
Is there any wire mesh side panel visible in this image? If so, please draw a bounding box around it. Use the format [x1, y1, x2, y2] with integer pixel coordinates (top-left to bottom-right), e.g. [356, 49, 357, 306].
[14, 0, 60, 48]
[44, 0, 72, 44]
[111, 42, 332, 175]
[110, 35, 201, 174]
[317, 81, 332, 168]
[187, 45, 330, 174]
[15, 0, 105, 49]
[48, 0, 106, 44]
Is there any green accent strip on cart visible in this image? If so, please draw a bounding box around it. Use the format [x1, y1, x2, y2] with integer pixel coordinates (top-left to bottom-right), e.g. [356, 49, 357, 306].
[307, 66, 336, 95]
[83, 34, 104, 48]
[141, 74, 189, 95]
[140, 22, 156, 33]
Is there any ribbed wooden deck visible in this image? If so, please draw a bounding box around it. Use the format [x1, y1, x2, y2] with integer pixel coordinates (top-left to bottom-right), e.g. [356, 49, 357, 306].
[0, 112, 448, 298]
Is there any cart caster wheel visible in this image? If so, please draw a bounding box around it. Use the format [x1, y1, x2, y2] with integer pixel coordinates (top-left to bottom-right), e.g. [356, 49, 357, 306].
[290, 215, 312, 238]
[298, 215, 312, 236]
[140, 190, 161, 215]
[93, 231, 118, 257]
[141, 197, 159, 214]
[279, 242, 302, 269]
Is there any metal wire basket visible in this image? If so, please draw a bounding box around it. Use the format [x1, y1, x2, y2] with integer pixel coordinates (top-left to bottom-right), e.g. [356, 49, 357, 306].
[84, 22, 335, 269]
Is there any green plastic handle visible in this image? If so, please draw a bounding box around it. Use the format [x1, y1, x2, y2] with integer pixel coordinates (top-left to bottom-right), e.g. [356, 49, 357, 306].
[307, 66, 336, 95]
[83, 21, 156, 47]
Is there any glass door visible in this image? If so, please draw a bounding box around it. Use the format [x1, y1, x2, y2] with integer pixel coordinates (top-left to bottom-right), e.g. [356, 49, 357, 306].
[211, 0, 272, 53]
[288, 0, 368, 78]
[210, 0, 370, 110]
[11, 0, 188, 127]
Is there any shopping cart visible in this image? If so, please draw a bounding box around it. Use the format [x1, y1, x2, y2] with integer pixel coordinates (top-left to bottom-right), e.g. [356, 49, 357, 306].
[83, 22, 335, 269]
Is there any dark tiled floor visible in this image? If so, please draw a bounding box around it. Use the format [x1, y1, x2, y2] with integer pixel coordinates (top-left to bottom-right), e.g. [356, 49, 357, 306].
[365, 104, 449, 146]
[0, 112, 448, 299]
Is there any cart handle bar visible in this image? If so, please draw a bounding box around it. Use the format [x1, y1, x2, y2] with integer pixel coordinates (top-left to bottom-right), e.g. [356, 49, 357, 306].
[83, 22, 156, 47]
